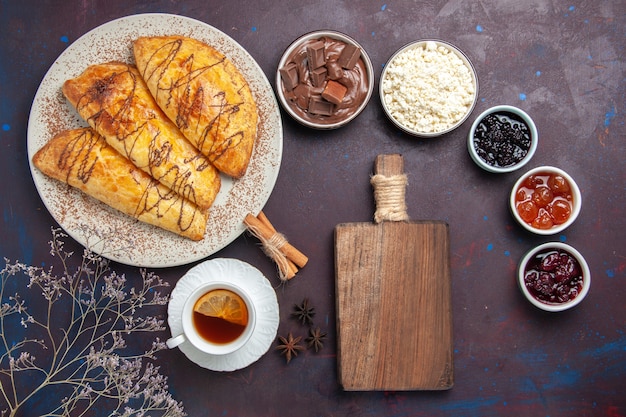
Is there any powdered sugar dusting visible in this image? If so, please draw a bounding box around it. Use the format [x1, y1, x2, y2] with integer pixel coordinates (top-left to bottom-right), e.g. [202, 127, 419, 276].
[27, 14, 283, 268]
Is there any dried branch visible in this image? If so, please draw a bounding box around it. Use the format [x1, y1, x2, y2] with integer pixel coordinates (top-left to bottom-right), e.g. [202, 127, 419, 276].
[0, 228, 185, 417]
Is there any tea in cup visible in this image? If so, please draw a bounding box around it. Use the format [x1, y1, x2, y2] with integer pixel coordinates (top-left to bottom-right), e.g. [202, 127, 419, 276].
[166, 281, 256, 355]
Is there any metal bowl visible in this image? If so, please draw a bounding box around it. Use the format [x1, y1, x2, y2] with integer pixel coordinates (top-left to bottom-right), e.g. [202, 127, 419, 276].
[276, 30, 374, 129]
[380, 39, 479, 137]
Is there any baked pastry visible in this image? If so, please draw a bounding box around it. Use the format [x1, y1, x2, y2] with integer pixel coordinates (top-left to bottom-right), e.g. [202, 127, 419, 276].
[32, 128, 208, 241]
[133, 36, 257, 178]
[62, 62, 220, 210]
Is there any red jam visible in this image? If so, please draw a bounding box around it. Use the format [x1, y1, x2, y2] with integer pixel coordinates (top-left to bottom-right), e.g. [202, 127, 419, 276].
[515, 171, 574, 229]
[523, 248, 583, 304]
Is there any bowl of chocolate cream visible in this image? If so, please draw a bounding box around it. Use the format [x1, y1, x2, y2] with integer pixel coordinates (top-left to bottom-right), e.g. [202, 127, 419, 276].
[276, 30, 374, 129]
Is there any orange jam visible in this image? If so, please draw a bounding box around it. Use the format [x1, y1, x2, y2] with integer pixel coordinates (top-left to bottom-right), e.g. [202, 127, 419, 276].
[515, 171, 574, 229]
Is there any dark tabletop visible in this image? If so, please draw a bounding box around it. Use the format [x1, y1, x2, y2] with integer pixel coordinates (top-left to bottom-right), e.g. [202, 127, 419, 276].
[1, 1, 624, 416]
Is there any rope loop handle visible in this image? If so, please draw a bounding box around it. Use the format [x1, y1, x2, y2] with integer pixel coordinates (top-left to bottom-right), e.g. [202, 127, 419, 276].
[370, 173, 409, 223]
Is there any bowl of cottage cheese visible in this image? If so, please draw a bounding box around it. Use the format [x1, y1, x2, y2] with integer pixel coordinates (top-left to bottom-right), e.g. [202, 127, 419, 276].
[380, 39, 479, 137]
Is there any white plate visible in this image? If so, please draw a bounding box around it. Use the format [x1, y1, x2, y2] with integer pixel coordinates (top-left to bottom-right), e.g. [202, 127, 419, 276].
[167, 258, 279, 372]
[27, 13, 283, 268]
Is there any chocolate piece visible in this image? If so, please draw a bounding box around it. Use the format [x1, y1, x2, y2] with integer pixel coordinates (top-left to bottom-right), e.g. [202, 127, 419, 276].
[306, 41, 326, 70]
[338, 44, 360, 70]
[321, 80, 348, 105]
[311, 67, 328, 87]
[308, 97, 334, 116]
[292, 84, 312, 110]
[326, 60, 343, 80]
[279, 36, 369, 125]
[279, 62, 299, 91]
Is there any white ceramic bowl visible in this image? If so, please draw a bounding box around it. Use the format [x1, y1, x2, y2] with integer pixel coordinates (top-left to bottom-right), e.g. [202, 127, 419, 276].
[275, 30, 374, 129]
[510, 166, 582, 235]
[468, 105, 538, 173]
[380, 39, 479, 137]
[517, 242, 591, 312]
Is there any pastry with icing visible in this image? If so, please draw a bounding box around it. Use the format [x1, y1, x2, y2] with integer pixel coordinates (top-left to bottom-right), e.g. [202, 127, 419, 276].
[133, 36, 257, 178]
[32, 128, 208, 241]
[62, 62, 221, 210]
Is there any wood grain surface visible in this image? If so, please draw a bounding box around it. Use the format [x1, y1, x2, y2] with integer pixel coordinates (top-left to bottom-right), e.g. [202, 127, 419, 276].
[334, 155, 453, 391]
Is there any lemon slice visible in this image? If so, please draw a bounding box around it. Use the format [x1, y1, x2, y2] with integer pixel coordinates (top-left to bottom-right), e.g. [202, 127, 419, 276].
[193, 289, 248, 327]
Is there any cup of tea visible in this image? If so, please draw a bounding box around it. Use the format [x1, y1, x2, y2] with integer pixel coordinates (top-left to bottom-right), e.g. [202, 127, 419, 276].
[166, 281, 256, 355]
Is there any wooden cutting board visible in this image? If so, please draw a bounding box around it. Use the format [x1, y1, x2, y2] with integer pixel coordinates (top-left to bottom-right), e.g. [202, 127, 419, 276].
[334, 154, 453, 391]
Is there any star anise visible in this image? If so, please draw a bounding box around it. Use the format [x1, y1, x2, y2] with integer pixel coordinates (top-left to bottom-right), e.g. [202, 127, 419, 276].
[306, 326, 327, 353]
[292, 298, 315, 325]
[276, 332, 304, 364]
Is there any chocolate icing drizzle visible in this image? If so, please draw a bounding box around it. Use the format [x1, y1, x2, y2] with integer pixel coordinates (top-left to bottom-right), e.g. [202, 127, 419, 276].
[57, 128, 202, 233]
[138, 39, 247, 165]
[72, 64, 211, 211]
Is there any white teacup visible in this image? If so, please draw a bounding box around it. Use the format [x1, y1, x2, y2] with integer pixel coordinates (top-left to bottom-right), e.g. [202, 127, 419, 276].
[166, 281, 256, 355]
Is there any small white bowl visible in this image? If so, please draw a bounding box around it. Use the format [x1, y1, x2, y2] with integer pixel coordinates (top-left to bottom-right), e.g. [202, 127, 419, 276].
[468, 105, 538, 173]
[510, 166, 582, 235]
[275, 30, 374, 129]
[517, 242, 591, 312]
[380, 39, 479, 137]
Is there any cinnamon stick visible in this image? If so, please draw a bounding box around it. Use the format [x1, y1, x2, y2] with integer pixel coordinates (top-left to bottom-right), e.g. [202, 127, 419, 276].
[256, 211, 275, 232]
[244, 212, 308, 280]
[256, 212, 300, 277]
[244, 213, 309, 268]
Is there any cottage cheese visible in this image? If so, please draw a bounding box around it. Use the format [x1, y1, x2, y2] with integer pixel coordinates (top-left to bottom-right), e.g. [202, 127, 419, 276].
[382, 41, 476, 134]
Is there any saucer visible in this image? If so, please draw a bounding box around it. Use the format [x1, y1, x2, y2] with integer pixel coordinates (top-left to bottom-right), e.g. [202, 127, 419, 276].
[167, 258, 279, 371]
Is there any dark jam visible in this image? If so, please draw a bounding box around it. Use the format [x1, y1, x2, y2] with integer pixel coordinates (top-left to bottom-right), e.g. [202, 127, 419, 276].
[473, 111, 532, 167]
[524, 248, 583, 305]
